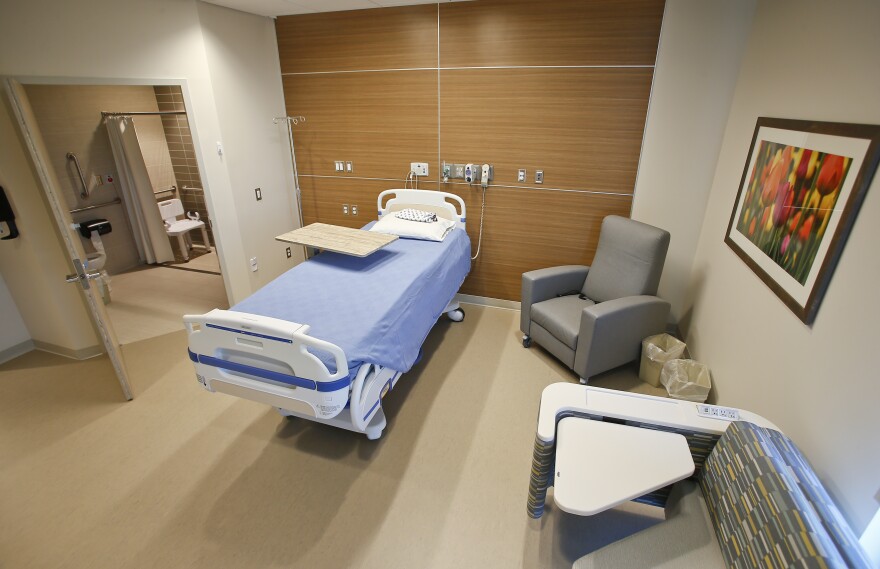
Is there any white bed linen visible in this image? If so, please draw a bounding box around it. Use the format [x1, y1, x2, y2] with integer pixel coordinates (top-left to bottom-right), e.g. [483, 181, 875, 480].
[369, 212, 455, 241]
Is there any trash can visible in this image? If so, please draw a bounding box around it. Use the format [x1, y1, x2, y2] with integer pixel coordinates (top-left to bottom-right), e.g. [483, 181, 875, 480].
[660, 359, 712, 403]
[639, 333, 686, 387]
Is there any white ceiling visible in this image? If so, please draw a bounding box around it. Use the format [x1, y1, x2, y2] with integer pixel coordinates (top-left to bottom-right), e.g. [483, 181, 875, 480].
[202, 0, 470, 18]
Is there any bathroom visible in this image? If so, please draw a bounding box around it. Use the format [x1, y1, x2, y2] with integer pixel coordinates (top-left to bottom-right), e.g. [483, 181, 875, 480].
[24, 83, 228, 344]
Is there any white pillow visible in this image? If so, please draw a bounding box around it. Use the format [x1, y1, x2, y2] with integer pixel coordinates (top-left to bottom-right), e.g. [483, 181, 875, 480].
[369, 212, 455, 242]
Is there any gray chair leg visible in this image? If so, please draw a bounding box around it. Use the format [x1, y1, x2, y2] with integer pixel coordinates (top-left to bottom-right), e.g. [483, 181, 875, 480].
[579, 377, 589, 385]
[522, 335, 531, 348]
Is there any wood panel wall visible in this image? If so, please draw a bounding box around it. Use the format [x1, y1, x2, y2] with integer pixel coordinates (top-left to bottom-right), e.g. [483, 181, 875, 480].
[276, 0, 664, 300]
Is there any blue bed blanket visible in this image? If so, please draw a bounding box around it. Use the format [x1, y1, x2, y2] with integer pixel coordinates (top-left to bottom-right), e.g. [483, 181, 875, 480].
[231, 225, 471, 376]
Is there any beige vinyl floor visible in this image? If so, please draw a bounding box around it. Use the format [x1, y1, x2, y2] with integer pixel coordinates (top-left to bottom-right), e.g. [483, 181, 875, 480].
[0, 304, 668, 569]
[105, 252, 227, 345]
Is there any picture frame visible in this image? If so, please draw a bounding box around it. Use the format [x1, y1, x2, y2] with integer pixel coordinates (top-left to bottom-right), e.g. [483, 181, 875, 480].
[725, 117, 880, 325]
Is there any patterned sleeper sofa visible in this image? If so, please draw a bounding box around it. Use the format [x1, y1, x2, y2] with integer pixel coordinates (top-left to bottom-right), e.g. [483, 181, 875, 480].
[573, 421, 871, 568]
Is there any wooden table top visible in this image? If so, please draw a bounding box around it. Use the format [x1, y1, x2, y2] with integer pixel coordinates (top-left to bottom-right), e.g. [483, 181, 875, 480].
[275, 223, 398, 257]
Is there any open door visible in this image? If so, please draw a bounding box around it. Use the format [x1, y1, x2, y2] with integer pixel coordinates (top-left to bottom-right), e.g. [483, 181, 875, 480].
[5, 78, 133, 400]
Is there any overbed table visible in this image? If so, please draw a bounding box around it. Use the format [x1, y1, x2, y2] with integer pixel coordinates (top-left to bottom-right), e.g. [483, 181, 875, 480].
[276, 222, 397, 257]
[527, 383, 779, 519]
[553, 417, 694, 518]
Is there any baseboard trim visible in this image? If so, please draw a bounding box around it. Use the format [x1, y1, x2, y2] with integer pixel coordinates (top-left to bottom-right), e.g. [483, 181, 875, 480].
[456, 293, 521, 311]
[0, 340, 35, 365]
[32, 340, 105, 360]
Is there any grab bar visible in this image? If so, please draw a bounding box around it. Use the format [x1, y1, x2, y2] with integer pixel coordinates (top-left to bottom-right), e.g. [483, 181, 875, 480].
[70, 198, 121, 214]
[66, 152, 89, 198]
[154, 185, 176, 196]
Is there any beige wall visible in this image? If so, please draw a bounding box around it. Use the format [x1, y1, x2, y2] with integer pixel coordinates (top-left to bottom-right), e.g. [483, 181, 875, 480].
[197, 1, 303, 289]
[631, 0, 755, 321]
[0, 271, 30, 360]
[0, 0, 296, 355]
[0, 96, 102, 352]
[683, 0, 880, 532]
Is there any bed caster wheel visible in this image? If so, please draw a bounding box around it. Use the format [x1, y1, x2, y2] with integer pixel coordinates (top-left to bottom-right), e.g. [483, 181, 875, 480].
[522, 335, 531, 348]
[448, 308, 465, 322]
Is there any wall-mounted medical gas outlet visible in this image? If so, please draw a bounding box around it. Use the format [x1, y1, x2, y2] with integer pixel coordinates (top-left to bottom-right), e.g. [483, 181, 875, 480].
[346, 161, 353, 173]
[286, 247, 292, 258]
[410, 162, 429, 177]
[249, 257, 258, 272]
[464, 163, 475, 183]
[517, 169, 526, 183]
[255, 187, 262, 201]
[351, 204, 359, 216]
[453, 164, 465, 179]
[535, 170, 544, 184]
[334, 161, 344, 172]
[342, 204, 350, 215]
[442, 163, 452, 182]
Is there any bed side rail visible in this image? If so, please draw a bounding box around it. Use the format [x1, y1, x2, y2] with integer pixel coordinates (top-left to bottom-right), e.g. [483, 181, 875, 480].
[183, 309, 351, 419]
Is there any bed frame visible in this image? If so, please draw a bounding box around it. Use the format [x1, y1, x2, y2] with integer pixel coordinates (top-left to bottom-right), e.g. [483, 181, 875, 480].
[184, 189, 467, 440]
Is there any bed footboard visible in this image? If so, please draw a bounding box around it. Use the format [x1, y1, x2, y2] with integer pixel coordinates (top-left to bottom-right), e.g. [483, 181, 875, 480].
[184, 309, 351, 420]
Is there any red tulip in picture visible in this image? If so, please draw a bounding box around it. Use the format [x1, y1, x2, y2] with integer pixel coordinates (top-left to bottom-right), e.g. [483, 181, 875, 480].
[735, 140, 851, 284]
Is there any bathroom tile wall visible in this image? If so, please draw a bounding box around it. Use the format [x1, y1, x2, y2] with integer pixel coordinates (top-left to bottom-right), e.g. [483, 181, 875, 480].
[154, 86, 214, 246]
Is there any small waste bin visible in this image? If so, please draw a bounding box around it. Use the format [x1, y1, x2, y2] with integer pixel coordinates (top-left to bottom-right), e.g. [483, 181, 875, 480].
[660, 359, 711, 403]
[639, 333, 686, 387]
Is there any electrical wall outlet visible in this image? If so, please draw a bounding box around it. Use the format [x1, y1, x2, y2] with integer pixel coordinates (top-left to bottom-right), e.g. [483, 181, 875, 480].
[249, 257, 258, 272]
[453, 164, 465, 179]
[410, 162, 429, 177]
[342, 204, 349, 215]
[517, 169, 526, 183]
[254, 187, 262, 201]
[535, 170, 544, 184]
[351, 204, 358, 216]
[346, 161, 353, 173]
[286, 247, 292, 258]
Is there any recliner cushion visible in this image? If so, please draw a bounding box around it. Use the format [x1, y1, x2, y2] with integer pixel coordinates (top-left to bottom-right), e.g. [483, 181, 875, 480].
[530, 295, 595, 350]
[582, 216, 670, 303]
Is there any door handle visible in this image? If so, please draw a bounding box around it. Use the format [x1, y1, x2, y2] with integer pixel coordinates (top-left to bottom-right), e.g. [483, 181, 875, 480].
[65, 271, 101, 283]
[64, 258, 100, 290]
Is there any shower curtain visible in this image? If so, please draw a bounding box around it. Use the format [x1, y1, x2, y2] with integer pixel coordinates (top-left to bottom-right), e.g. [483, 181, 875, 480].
[104, 116, 173, 264]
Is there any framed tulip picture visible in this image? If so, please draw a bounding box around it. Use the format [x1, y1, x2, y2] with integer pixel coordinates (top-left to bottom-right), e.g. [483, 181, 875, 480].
[725, 117, 880, 325]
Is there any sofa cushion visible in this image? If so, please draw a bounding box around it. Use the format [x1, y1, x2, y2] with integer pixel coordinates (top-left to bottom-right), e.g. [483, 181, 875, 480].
[530, 295, 595, 350]
[700, 422, 864, 568]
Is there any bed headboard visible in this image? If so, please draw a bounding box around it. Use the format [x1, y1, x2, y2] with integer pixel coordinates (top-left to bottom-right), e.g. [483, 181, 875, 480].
[377, 189, 466, 229]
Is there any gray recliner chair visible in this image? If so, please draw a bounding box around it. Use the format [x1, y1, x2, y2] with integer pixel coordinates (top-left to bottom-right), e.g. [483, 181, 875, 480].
[521, 216, 671, 383]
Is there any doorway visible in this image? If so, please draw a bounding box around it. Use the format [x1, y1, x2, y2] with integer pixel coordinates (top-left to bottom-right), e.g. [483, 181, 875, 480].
[5, 78, 232, 401]
[22, 82, 229, 346]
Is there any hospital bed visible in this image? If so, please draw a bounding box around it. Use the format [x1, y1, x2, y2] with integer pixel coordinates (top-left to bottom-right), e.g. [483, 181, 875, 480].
[184, 189, 470, 440]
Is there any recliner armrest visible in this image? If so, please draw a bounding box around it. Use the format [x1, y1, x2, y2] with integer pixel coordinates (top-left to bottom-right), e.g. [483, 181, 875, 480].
[574, 295, 670, 379]
[521, 265, 590, 335]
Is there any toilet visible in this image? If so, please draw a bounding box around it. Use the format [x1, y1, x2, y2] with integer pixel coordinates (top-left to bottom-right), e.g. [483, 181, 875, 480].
[157, 198, 211, 261]
[78, 218, 112, 303]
